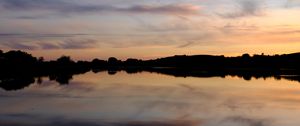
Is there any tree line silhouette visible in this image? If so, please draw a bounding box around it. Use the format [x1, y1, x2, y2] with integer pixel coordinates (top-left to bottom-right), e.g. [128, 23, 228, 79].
[1, 50, 300, 72]
[1, 50, 300, 91]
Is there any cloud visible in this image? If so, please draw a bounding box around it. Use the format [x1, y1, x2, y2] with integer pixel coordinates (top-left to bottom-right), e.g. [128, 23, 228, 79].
[134, 18, 196, 32]
[0, 0, 111, 13]
[219, 22, 259, 34]
[177, 41, 196, 48]
[269, 30, 300, 34]
[1, 41, 38, 50]
[0, 33, 90, 38]
[0, 0, 200, 18]
[218, 0, 264, 18]
[122, 4, 200, 15]
[286, 0, 300, 7]
[58, 39, 97, 49]
[0, 39, 98, 50]
[0, 31, 215, 49]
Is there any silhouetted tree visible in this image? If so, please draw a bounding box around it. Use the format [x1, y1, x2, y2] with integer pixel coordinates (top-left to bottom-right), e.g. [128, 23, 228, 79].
[38, 57, 44, 63]
[55, 56, 76, 68]
[124, 58, 142, 66]
[92, 58, 107, 68]
[108, 57, 121, 66]
[4, 50, 37, 64]
[242, 53, 250, 59]
[57, 56, 73, 64]
[0, 50, 37, 72]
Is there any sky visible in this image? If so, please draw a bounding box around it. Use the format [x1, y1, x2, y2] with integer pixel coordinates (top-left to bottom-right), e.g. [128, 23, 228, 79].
[0, 0, 300, 60]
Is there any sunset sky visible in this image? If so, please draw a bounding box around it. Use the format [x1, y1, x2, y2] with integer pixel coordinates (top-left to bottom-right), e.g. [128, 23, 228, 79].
[1, 0, 300, 60]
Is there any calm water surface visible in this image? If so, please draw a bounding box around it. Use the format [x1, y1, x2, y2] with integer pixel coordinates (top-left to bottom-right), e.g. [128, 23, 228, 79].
[1, 71, 300, 126]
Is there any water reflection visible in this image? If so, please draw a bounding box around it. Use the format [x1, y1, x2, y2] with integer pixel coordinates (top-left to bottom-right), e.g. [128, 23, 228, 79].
[1, 71, 300, 126]
[0, 71, 86, 91]
[1, 69, 300, 91]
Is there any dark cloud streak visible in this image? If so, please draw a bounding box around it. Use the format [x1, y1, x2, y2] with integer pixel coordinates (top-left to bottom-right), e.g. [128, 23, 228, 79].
[0, 0, 200, 18]
[0, 33, 92, 38]
[1, 41, 38, 50]
[0, 39, 98, 50]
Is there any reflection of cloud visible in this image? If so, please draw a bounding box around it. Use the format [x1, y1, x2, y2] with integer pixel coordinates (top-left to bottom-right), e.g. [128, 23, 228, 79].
[222, 116, 272, 126]
[0, 113, 201, 126]
[59, 81, 96, 93]
[114, 120, 201, 126]
[220, 98, 264, 111]
[0, 92, 85, 99]
[178, 83, 195, 91]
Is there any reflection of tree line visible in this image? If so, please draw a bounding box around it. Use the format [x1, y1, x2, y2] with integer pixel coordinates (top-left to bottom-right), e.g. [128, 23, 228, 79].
[0, 71, 87, 91]
[2, 68, 300, 91]
[112, 67, 300, 83]
[1, 50, 300, 91]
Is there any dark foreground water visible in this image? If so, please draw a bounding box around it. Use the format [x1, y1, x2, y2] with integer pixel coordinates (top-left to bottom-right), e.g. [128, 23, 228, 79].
[1, 71, 300, 126]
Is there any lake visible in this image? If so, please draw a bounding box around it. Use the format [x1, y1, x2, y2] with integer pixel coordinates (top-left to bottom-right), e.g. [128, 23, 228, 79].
[1, 71, 300, 126]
